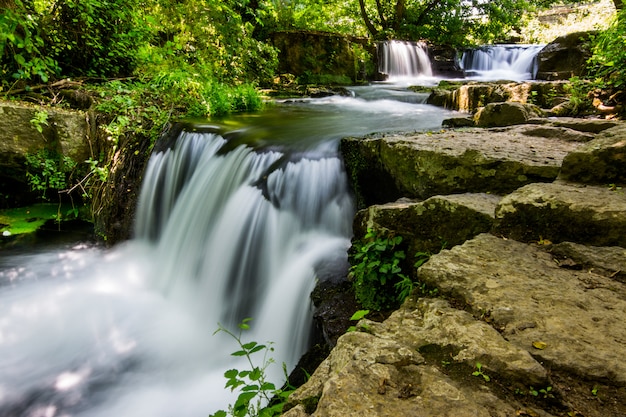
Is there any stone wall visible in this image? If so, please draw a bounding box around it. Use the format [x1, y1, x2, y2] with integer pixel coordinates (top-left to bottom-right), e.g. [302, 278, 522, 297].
[270, 31, 369, 82]
[0, 100, 93, 207]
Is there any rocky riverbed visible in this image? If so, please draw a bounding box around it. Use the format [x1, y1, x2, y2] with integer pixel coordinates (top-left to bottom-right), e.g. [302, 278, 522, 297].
[286, 117, 626, 416]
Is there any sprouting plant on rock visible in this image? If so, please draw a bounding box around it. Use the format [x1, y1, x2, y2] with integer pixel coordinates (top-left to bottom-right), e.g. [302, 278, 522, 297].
[472, 362, 490, 382]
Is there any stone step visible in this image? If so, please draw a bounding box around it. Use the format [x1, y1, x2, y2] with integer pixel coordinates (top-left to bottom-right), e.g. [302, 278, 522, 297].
[494, 181, 626, 247]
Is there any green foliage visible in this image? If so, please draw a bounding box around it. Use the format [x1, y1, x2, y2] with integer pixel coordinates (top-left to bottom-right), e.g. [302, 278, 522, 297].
[349, 228, 410, 311]
[529, 385, 554, 399]
[210, 319, 293, 417]
[24, 149, 77, 201]
[588, 8, 626, 88]
[0, 0, 60, 89]
[43, 0, 150, 77]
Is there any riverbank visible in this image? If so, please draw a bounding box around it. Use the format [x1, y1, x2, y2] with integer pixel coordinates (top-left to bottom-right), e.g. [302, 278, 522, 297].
[286, 114, 626, 416]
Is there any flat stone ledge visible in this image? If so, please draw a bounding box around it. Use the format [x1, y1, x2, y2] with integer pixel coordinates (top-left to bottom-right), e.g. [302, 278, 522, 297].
[493, 181, 626, 247]
[418, 233, 626, 386]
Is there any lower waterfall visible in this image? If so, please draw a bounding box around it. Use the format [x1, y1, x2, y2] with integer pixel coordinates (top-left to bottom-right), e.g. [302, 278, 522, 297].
[0, 85, 457, 417]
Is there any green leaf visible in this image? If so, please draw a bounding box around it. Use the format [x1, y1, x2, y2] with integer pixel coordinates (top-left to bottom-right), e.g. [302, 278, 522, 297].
[231, 350, 248, 357]
[242, 341, 258, 350]
[350, 310, 369, 321]
[224, 369, 239, 379]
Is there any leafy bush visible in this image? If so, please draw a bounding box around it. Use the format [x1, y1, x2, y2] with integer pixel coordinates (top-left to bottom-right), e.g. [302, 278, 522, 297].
[349, 229, 410, 311]
[588, 8, 626, 88]
[24, 149, 77, 201]
[0, 0, 60, 88]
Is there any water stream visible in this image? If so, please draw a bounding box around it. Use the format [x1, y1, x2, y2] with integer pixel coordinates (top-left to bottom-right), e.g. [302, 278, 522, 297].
[0, 83, 457, 416]
[0, 43, 545, 416]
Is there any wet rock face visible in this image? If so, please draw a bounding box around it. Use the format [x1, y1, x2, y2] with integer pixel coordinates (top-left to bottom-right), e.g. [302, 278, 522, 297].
[341, 125, 580, 207]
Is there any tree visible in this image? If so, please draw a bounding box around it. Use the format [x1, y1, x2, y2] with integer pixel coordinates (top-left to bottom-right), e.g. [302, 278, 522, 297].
[355, 0, 583, 45]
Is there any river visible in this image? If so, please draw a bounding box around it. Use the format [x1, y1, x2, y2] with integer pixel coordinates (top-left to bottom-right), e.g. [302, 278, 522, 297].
[0, 43, 540, 417]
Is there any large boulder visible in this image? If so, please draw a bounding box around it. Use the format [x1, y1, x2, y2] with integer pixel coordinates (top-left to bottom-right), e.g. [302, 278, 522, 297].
[285, 297, 549, 417]
[0, 100, 92, 206]
[474, 102, 543, 127]
[294, 233, 626, 416]
[341, 125, 581, 208]
[418, 234, 626, 388]
[558, 124, 626, 185]
[536, 31, 595, 80]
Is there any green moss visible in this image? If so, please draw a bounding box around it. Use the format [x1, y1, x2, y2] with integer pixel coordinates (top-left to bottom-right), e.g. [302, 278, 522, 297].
[0, 204, 69, 236]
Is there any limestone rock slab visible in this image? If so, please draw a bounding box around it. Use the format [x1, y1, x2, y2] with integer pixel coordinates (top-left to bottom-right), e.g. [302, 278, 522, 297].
[286, 298, 548, 417]
[494, 182, 626, 247]
[418, 233, 626, 385]
[353, 193, 500, 255]
[558, 124, 626, 186]
[341, 126, 582, 207]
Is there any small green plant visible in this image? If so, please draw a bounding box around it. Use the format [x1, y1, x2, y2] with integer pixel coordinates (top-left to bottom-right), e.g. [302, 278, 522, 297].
[30, 110, 49, 134]
[349, 229, 408, 311]
[472, 362, 490, 382]
[210, 318, 293, 417]
[591, 385, 599, 396]
[346, 309, 370, 333]
[529, 386, 554, 399]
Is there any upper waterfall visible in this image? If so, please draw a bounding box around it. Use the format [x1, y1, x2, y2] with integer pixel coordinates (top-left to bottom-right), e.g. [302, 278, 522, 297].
[377, 40, 433, 78]
[459, 44, 544, 80]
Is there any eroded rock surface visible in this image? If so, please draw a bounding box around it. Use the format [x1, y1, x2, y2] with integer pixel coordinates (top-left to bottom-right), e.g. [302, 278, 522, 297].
[309, 119, 626, 417]
[341, 125, 581, 207]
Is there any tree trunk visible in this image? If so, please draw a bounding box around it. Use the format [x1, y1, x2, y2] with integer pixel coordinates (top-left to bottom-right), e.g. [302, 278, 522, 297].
[613, 0, 623, 9]
[359, 0, 379, 37]
[375, 0, 388, 28]
[393, 0, 406, 32]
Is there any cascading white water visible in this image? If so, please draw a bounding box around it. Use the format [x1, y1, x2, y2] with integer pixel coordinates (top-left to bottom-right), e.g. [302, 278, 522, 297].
[0, 82, 457, 416]
[459, 44, 544, 80]
[0, 130, 354, 416]
[377, 40, 433, 78]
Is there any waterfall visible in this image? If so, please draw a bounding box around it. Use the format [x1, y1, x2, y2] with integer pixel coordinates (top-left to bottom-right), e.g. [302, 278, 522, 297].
[459, 44, 544, 80]
[135, 131, 354, 342]
[377, 40, 433, 78]
[0, 129, 354, 416]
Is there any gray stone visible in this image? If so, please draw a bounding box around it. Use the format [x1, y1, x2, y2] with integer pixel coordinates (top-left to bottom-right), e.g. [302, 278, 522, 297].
[353, 193, 500, 255]
[536, 31, 595, 81]
[493, 181, 626, 247]
[418, 233, 626, 385]
[559, 124, 626, 185]
[341, 126, 581, 207]
[474, 102, 543, 128]
[287, 297, 550, 417]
